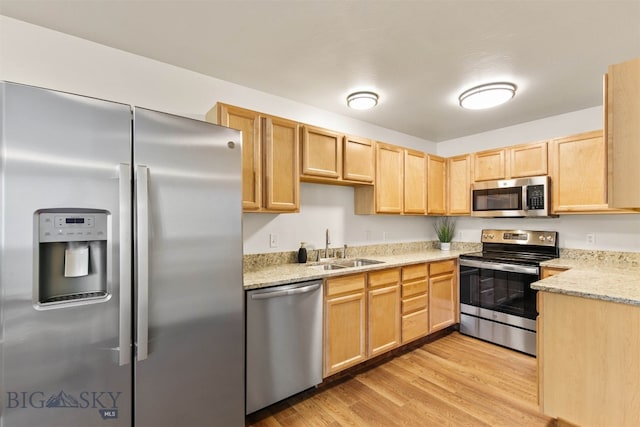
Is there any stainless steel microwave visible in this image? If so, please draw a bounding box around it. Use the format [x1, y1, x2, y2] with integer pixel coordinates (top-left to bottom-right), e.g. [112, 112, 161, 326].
[471, 175, 553, 217]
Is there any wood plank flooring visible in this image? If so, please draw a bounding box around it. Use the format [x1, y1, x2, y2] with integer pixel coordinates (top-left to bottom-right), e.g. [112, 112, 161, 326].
[247, 332, 554, 427]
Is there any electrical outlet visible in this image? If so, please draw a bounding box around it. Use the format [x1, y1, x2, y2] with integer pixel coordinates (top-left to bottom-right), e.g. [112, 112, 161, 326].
[586, 233, 595, 245]
[269, 233, 278, 248]
[456, 231, 463, 240]
[382, 231, 388, 241]
[365, 230, 372, 241]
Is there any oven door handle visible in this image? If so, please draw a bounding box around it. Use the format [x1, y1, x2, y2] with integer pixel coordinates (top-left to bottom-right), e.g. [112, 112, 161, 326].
[459, 259, 539, 275]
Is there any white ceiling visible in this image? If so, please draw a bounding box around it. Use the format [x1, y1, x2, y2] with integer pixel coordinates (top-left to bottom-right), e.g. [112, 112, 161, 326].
[1, 1, 639, 142]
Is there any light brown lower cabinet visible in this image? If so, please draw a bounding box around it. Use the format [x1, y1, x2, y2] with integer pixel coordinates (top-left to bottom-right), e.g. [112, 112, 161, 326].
[323, 273, 366, 377]
[538, 291, 640, 426]
[428, 260, 458, 333]
[401, 263, 429, 343]
[323, 260, 459, 378]
[367, 268, 401, 357]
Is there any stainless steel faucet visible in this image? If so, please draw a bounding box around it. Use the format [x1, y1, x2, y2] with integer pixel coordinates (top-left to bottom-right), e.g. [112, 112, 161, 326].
[325, 228, 331, 258]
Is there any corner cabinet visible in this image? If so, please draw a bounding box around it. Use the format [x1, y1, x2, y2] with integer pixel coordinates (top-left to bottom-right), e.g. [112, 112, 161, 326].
[427, 154, 447, 215]
[606, 57, 640, 210]
[447, 154, 472, 215]
[207, 103, 299, 212]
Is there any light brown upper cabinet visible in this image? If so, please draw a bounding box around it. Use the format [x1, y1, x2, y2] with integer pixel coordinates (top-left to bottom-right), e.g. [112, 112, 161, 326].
[355, 142, 404, 214]
[473, 148, 506, 181]
[343, 135, 375, 183]
[301, 125, 341, 180]
[550, 130, 626, 214]
[300, 126, 375, 185]
[447, 154, 472, 215]
[427, 154, 447, 215]
[606, 57, 640, 210]
[403, 149, 427, 214]
[509, 141, 548, 178]
[473, 142, 548, 182]
[207, 103, 299, 212]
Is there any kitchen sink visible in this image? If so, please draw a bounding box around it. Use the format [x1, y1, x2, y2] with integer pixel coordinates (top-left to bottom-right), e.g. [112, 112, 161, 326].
[309, 258, 384, 271]
[333, 258, 384, 268]
[308, 263, 346, 271]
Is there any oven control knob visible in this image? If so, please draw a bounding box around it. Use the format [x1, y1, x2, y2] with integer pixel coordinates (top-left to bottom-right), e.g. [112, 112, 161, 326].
[488, 234, 494, 239]
[546, 236, 554, 242]
[539, 235, 545, 241]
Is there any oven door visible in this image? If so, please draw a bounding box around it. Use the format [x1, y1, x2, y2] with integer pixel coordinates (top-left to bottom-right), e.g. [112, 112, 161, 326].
[459, 259, 539, 322]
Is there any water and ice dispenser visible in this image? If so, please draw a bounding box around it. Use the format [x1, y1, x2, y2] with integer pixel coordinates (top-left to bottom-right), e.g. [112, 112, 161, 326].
[37, 211, 109, 305]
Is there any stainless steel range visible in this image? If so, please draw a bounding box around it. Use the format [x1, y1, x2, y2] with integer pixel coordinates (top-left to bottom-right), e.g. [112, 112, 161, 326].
[459, 229, 559, 356]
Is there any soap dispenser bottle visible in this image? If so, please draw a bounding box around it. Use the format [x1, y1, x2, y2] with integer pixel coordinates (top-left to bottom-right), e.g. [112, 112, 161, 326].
[297, 242, 307, 263]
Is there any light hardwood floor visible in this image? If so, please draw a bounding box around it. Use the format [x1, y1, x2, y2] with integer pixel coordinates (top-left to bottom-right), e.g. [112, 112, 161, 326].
[247, 332, 554, 427]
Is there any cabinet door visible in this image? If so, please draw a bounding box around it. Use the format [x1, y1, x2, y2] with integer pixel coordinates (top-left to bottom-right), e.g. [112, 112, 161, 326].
[404, 149, 427, 214]
[344, 135, 374, 183]
[263, 116, 300, 212]
[427, 154, 447, 215]
[447, 154, 471, 215]
[550, 130, 621, 213]
[510, 141, 548, 178]
[607, 57, 640, 210]
[368, 284, 401, 357]
[473, 148, 505, 181]
[324, 291, 366, 377]
[429, 273, 456, 333]
[301, 125, 342, 180]
[375, 142, 404, 213]
[214, 104, 261, 210]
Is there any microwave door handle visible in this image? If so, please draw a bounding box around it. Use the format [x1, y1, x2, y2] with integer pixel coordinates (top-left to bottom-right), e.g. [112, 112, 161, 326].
[522, 185, 529, 211]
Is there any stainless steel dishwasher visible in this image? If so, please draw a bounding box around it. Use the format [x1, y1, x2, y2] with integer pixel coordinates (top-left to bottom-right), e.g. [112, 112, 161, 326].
[246, 279, 323, 414]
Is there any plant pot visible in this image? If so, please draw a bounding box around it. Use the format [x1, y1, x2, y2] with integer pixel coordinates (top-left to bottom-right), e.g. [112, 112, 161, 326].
[440, 242, 451, 251]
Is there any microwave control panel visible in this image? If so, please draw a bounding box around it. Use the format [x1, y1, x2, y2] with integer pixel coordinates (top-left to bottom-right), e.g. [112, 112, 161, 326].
[526, 185, 546, 210]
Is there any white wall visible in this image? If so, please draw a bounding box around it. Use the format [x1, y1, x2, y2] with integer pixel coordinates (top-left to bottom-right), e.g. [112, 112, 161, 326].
[2, 17, 638, 254]
[244, 184, 432, 254]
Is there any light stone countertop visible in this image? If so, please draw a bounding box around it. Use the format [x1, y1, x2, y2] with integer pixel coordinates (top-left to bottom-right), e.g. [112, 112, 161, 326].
[533, 258, 640, 306]
[243, 249, 467, 290]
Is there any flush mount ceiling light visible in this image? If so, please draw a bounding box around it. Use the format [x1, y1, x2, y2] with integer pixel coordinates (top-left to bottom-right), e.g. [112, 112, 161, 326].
[346, 91, 379, 110]
[458, 82, 517, 110]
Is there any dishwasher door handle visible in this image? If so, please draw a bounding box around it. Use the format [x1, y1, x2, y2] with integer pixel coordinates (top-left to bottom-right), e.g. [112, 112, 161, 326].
[250, 283, 321, 300]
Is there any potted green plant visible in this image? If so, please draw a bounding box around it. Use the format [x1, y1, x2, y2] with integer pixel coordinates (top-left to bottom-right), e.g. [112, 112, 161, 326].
[433, 216, 456, 250]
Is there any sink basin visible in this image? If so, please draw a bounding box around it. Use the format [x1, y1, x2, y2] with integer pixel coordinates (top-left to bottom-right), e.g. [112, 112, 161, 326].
[333, 258, 384, 268]
[308, 263, 346, 271]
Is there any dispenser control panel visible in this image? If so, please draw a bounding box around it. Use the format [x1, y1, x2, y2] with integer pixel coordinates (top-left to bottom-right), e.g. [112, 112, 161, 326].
[39, 212, 108, 242]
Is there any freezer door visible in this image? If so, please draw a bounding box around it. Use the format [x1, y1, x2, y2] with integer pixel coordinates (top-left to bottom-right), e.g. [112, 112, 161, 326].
[133, 108, 244, 426]
[0, 82, 132, 426]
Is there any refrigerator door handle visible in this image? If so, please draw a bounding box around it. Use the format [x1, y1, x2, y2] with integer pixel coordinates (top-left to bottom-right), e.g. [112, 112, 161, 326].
[136, 165, 150, 361]
[118, 163, 133, 365]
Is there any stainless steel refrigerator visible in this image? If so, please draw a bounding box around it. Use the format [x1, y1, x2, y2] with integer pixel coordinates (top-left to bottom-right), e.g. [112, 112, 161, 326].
[0, 81, 244, 426]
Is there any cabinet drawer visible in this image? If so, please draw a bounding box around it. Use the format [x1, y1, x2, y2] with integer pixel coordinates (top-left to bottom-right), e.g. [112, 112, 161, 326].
[402, 279, 428, 298]
[402, 294, 428, 314]
[325, 273, 366, 297]
[402, 309, 429, 344]
[368, 268, 401, 288]
[429, 259, 455, 276]
[402, 263, 428, 281]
